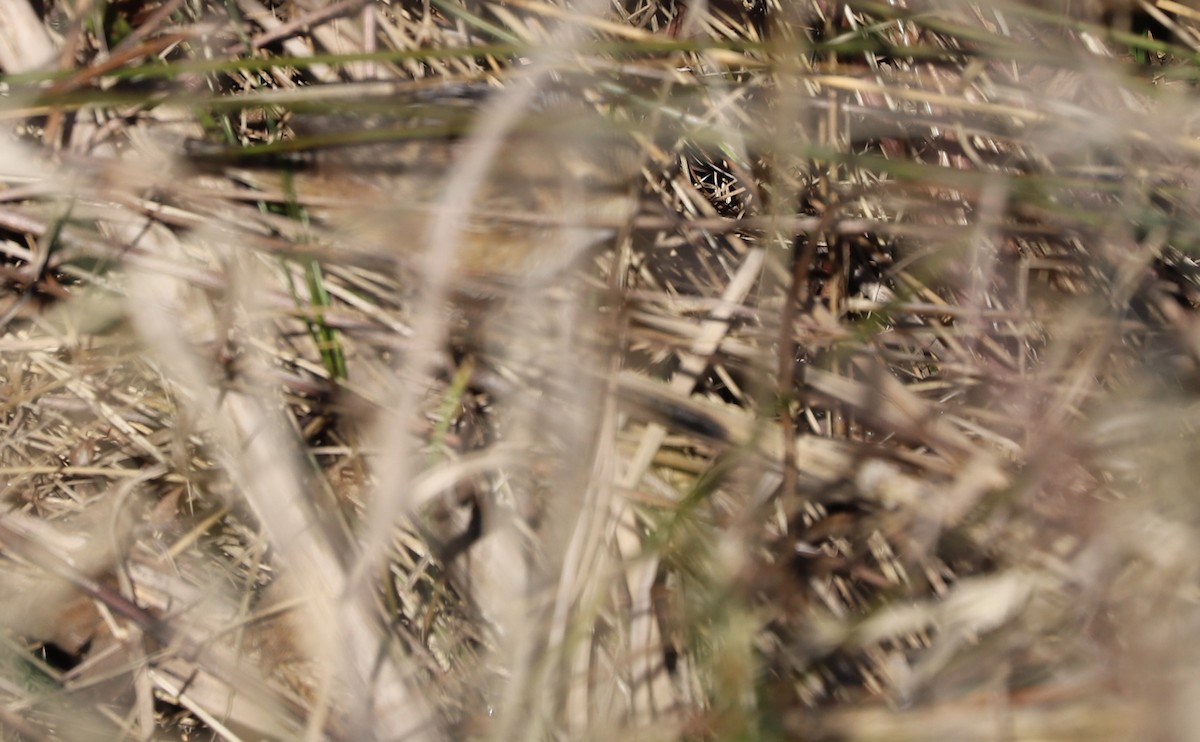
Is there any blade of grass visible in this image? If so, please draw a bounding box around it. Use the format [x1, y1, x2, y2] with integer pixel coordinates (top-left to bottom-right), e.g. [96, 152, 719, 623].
[277, 170, 347, 381]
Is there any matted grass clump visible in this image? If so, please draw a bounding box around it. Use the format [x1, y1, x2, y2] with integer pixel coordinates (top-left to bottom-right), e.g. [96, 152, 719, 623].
[3, 0, 1200, 739]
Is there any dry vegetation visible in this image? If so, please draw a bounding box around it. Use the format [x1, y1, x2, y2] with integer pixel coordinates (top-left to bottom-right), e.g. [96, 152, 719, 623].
[3, 0, 1200, 739]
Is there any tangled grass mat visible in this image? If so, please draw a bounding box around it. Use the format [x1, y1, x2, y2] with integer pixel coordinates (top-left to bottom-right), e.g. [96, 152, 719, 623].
[2, 1, 1200, 739]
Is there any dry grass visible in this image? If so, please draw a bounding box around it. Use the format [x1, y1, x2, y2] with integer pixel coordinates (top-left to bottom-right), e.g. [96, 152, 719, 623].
[3, 0, 1200, 739]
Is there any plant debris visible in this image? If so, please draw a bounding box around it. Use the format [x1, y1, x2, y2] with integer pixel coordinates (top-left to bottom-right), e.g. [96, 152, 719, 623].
[3, 0, 1200, 739]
